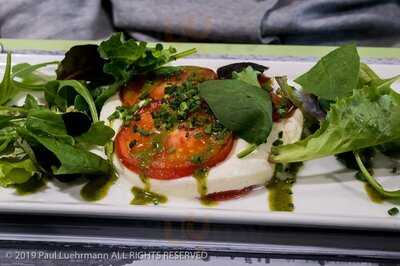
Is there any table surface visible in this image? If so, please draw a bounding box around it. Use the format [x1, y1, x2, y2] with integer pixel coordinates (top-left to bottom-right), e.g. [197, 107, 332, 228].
[0, 38, 399, 265]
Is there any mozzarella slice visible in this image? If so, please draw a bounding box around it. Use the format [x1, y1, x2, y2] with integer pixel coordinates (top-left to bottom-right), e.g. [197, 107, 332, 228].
[101, 94, 303, 199]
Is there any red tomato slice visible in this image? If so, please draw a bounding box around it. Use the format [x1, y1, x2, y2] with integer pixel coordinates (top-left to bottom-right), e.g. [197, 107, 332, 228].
[115, 102, 234, 179]
[120, 66, 217, 106]
[116, 66, 233, 180]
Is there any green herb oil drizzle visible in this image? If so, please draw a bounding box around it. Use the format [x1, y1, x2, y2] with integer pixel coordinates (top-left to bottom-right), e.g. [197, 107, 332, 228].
[364, 183, 385, 204]
[130, 175, 168, 205]
[131, 187, 167, 205]
[266, 162, 303, 212]
[14, 175, 47, 195]
[193, 168, 216, 206]
[80, 141, 118, 202]
[80, 174, 118, 202]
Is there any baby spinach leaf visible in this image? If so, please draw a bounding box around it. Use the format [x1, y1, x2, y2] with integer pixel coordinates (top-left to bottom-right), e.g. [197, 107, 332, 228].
[76, 121, 115, 146]
[199, 79, 272, 144]
[23, 130, 110, 176]
[25, 109, 74, 144]
[0, 158, 37, 187]
[271, 85, 400, 163]
[295, 44, 360, 100]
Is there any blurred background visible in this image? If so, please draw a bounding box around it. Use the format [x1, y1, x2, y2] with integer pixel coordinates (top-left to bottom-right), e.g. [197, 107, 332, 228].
[0, 0, 399, 47]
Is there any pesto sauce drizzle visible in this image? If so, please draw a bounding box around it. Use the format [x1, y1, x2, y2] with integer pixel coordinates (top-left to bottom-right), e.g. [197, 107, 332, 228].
[134, 132, 165, 169]
[80, 141, 119, 202]
[131, 186, 167, 205]
[139, 174, 151, 191]
[193, 168, 216, 206]
[14, 175, 47, 195]
[364, 183, 385, 203]
[130, 175, 168, 205]
[266, 162, 303, 212]
[266, 177, 295, 212]
[80, 174, 118, 202]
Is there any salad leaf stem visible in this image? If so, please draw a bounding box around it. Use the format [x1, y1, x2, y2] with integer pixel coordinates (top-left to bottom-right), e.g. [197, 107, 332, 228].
[170, 48, 197, 60]
[354, 151, 400, 198]
[237, 144, 258, 158]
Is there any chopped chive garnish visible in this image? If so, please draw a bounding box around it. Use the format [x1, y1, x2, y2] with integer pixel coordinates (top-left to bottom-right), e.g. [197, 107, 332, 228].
[388, 207, 399, 216]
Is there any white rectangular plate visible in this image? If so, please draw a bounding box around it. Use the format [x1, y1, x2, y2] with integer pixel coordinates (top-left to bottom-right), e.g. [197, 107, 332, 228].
[1, 53, 400, 231]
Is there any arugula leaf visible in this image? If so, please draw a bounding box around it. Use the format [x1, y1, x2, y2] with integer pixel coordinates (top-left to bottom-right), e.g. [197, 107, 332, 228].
[99, 33, 147, 65]
[232, 66, 260, 87]
[295, 44, 360, 100]
[98, 32, 196, 83]
[271, 84, 400, 163]
[0, 53, 58, 104]
[23, 94, 41, 110]
[152, 66, 182, 78]
[44, 80, 98, 122]
[12, 62, 57, 91]
[0, 115, 14, 129]
[76, 121, 115, 146]
[44, 81, 68, 110]
[0, 53, 15, 105]
[199, 79, 273, 144]
[0, 158, 37, 187]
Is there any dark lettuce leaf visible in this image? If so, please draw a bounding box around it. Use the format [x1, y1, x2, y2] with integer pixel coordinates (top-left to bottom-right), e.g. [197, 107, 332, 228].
[56, 44, 113, 84]
[276, 76, 326, 122]
[61, 112, 92, 137]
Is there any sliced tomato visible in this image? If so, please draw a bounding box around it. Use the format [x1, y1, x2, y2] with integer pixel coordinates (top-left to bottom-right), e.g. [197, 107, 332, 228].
[120, 66, 217, 106]
[115, 102, 234, 179]
[116, 66, 233, 180]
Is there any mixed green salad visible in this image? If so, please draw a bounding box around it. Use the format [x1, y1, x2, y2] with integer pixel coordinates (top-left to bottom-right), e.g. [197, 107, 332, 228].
[0, 33, 399, 214]
[271, 44, 400, 201]
[0, 33, 196, 197]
